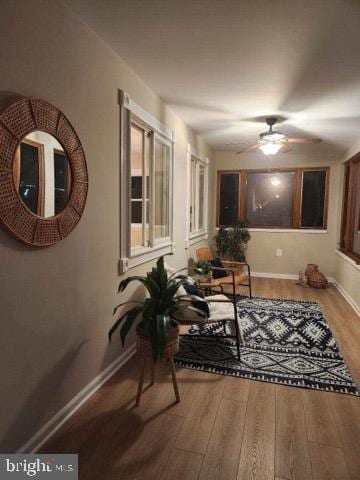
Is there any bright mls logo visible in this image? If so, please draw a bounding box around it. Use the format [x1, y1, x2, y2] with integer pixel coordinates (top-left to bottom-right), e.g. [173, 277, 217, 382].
[0, 455, 78, 479]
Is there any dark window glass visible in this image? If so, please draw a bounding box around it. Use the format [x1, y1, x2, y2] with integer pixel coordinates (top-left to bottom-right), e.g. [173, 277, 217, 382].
[19, 143, 39, 214]
[301, 170, 326, 228]
[54, 151, 70, 215]
[131, 176, 142, 199]
[246, 172, 295, 226]
[131, 201, 142, 223]
[218, 173, 239, 226]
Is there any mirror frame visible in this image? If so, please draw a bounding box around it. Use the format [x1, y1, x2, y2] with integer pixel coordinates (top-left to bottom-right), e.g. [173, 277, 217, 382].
[0, 97, 88, 246]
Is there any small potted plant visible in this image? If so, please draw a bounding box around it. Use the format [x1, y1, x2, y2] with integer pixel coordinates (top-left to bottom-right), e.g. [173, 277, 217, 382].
[194, 260, 212, 281]
[108, 256, 207, 361]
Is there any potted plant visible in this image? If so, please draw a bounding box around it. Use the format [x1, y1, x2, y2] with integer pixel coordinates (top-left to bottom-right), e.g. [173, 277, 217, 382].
[108, 256, 207, 361]
[214, 219, 251, 262]
[194, 260, 212, 281]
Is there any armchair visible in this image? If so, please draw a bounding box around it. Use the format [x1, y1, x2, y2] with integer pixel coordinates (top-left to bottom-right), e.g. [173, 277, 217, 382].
[196, 246, 252, 298]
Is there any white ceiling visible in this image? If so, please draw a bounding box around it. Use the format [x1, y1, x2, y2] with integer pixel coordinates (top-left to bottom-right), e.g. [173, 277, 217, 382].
[65, 0, 360, 155]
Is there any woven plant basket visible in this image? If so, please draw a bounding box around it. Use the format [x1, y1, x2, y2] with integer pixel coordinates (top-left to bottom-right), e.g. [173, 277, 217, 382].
[136, 324, 179, 359]
[305, 264, 319, 278]
[308, 271, 328, 289]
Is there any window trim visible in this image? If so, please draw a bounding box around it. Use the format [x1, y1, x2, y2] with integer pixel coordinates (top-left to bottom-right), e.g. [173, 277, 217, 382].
[216, 166, 330, 230]
[339, 153, 360, 264]
[119, 90, 175, 273]
[185, 144, 209, 247]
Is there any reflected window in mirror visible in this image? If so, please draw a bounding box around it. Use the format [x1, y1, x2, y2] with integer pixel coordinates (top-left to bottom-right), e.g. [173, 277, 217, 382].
[14, 139, 44, 216]
[13, 131, 72, 217]
[54, 149, 71, 215]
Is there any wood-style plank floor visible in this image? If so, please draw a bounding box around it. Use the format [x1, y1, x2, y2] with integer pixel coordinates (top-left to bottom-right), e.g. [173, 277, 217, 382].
[41, 279, 360, 480]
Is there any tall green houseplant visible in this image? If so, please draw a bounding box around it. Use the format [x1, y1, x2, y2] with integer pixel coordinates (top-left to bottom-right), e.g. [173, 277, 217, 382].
[214, 219, 251, 262]
[108, 256, 206, 360]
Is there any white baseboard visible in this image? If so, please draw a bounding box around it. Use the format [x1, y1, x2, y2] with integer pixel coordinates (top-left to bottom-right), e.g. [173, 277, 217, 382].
[252, 271, 335, 283]
[333, 279, 360, 317]
[17, 343, 136, 454]
[252, 271, 299, 280]
[252, 271, 359, 317]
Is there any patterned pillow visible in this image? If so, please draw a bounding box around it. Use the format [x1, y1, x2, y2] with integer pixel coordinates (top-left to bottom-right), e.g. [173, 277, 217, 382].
[183, 282, 209, 317]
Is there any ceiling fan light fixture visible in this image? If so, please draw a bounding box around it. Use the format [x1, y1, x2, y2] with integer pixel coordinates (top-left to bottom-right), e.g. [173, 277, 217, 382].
[259, 131, 286, 142]
[259, 142, 283, 155]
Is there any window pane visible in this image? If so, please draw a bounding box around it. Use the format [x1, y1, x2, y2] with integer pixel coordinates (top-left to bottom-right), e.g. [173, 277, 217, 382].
[131, 201, 142, 223]
[19, 142, 39, 214]
[353, 165, 360, 255]
[246, 172, 295, 226]
[54, 151, 71, 215]
[131, 176, 142, 199]
[154, 139, 170, 239]
[301, 170, 326, 228]
[198, 164, 205, 229]
[130, 124, 144, 248]
[218, 173, 239, 226]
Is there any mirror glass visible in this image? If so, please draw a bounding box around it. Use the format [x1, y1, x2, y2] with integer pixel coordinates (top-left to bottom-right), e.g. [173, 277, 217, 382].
[13, 131, 72, 217]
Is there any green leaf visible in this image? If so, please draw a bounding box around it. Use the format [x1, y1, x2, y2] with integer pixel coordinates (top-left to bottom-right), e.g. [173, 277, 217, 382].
[148, 313, 171, 361]
[156, 256, 168, 292]
[120, 307, 143, 347]
[108, 305, 143, 343]
[113, 300, 144, 316]
[118, 275, 160, 298]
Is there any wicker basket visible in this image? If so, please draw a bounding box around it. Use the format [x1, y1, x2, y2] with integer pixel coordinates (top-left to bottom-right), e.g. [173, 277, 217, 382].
[305, 264, 319, 278]
[308, 271, 328, 289]
[136, 324, 179, 358]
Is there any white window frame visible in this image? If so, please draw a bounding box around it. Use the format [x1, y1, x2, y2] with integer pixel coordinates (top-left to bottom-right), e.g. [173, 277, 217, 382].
[119, 90, 175, 273]
[185, 144, 209, 247]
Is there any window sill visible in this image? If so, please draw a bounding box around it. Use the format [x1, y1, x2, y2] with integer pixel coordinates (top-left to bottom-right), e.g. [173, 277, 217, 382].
[247, 228, 328, 234]
[186, 231, 208, 248]
[120, 242, 175, 274]
[336, 249, 360, 269]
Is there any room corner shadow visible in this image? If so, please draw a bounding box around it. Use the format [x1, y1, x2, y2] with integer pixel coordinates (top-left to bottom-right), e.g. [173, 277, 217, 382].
[1, 340, 87, 453]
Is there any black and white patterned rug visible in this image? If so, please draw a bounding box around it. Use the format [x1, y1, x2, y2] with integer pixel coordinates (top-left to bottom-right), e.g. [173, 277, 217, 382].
[175, 296, 359, 396]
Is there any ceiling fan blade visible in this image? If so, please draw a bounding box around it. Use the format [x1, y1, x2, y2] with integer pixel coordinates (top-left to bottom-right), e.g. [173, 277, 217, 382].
[281, 143, 292, 153]
[236, 143, 259, 154]
[287, 137, 322, 144]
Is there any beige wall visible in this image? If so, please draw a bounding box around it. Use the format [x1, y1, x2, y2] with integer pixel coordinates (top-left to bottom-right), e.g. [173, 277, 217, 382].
[0, 0, 212, 451]
[211, 151, 341, 278]
[333, 143, 360, 311]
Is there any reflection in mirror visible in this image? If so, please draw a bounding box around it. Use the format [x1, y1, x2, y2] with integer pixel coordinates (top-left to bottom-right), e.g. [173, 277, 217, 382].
[14, 131, 72, 217]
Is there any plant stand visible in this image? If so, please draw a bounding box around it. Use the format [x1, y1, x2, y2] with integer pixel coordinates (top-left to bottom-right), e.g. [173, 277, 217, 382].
[135, 326, 180, 406]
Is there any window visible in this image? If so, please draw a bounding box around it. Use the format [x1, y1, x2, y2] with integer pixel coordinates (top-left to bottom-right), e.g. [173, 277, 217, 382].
[340, 154, 360, 262]
[246, 171, 295, 227]
[217, 172, 239, 227]
[130, 120, 151, 250]
[119, 90, 174, 273]
[186, 147, 209, 246]
[217, 167, 329, 229]
[154, 136, 171, 242]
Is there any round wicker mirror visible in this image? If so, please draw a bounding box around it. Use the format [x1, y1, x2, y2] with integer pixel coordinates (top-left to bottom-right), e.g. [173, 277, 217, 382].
[0, 97, 88, 246]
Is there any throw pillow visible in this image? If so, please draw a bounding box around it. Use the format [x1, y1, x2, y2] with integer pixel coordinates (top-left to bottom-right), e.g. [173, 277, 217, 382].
[183, 282, 210, 317]
[210, 257, 228, 279]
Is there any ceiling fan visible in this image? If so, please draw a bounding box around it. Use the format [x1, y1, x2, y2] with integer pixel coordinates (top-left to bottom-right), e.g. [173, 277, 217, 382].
[236, 117, 321, 155]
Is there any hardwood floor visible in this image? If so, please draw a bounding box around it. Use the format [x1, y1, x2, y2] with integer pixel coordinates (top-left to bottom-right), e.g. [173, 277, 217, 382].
[40, 279, 360, 480]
